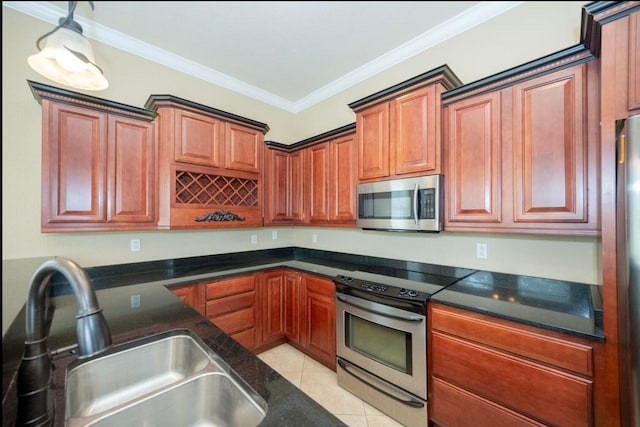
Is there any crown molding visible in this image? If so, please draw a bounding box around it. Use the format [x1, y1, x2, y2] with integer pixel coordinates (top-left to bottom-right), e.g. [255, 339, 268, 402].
[5, 1, 523, 113]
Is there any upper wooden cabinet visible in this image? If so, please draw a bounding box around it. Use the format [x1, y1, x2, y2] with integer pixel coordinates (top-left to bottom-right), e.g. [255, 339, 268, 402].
[264, 123, 357, 227]
[225, 122, 262, 174]
[584, 5, 640, 117]
[145, 95, 269, 230]
[263, 147, 304, 224]
[173, 108, 224, 167]
[443, 47, 601, 236]
[349, 66, 462, 181]
[304, 127, 357, 225]
[30, 81, 158, 232]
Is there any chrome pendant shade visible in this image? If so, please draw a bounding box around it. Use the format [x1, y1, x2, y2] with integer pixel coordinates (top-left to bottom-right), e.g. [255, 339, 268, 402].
[28, 1, 108, 91]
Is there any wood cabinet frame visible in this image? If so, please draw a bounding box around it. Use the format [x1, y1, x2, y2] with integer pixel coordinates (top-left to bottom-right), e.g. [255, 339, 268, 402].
[30, 80, 158, 232]
[349, 65, 462, 181]
[443, 47, 600, 236]
[146, 95, 268, 230]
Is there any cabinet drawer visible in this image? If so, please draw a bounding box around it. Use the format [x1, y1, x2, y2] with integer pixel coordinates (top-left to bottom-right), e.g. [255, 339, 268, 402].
[205, 275, 255, 299]
[431, 377, 545, 427]
[209, 307, 256, 335]
[432, 332, 593, 427]
[205, 291, 255, 317]
[431, 306, 593, 376]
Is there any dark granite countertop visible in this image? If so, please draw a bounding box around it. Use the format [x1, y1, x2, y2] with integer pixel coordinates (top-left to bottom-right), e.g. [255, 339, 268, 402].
[429, 270, 603, 341]
[2, 247, 604, 425]
[2, 278, 346, 426]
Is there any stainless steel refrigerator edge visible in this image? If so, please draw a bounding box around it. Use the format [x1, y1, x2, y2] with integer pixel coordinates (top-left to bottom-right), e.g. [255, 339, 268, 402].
[619, 113, 640, 427]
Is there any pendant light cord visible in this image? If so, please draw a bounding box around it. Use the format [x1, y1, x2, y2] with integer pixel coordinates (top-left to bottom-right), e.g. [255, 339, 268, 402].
[35, 1, 95, 51]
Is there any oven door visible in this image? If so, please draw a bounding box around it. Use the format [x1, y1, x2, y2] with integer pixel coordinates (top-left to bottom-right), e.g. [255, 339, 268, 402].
[336, 292, 427, 399]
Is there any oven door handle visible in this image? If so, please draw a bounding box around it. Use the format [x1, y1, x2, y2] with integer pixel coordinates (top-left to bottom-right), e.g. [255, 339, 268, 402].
[337, 294, 424, 322]
[338, 358, 424, 408]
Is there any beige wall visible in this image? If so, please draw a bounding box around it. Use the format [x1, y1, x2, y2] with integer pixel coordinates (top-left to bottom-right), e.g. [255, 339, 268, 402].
[2, 2, 598, 334]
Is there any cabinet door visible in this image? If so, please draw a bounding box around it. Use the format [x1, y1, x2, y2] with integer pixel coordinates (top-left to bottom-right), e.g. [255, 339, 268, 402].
[262, 270, 285, 343]
[107, 115, 156, 224]
[331, 134, 357, 223]
[264, 149, 304, 224]
[283, 270, 301, 342]
[307, 143, 330, 222]
[174, 109, 224, 167]
[357, 103, 389, 180]
[288, 150, 305, 222]
[42, 101, 107, 226]
[445, 91, 502, 225]
[392, 85, 439, 175]
[265, 149, 290, 223]
[302, 275, 336, 369]
[512, 64, 588, 223]
[225, 122, 261, 173]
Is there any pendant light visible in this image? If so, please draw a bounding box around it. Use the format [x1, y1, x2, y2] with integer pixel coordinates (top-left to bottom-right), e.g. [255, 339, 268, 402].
[27, 1, 108, 91]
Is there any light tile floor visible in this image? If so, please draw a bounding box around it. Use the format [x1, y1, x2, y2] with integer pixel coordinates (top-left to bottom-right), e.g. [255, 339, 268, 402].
[258, 344, 404, 427]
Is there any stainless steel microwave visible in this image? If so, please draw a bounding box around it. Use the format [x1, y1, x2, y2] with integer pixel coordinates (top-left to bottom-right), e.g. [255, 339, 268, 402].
[356, 175, 443, 232]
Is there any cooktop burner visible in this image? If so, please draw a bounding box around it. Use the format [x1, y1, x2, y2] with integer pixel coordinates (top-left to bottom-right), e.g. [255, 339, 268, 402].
[334, 271, 457, 305]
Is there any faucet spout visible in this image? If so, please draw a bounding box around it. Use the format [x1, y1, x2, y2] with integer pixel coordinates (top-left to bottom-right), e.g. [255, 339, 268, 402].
[16, 257, 112, 426]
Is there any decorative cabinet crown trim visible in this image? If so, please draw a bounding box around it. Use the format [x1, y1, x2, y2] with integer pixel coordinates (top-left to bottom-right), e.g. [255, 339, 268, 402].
[28, 80, 157, 122]
[145, 94, 269, 134]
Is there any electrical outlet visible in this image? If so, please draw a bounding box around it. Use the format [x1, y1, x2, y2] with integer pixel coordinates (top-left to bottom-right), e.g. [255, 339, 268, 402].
[130, 294, 141, 308]
[312, 233, 318, 243]
[272, 230, 278, 240]
[251, 234, 258, 245]
[130, 239, 141, 252]
[476, 243, 488, 259]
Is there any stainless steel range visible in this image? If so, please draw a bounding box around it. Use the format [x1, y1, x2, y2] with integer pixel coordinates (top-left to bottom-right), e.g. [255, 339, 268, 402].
[334, 272, 455, 427]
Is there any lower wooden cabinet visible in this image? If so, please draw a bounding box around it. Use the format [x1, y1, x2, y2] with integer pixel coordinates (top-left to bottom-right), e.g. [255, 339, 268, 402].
[170, 283, 199, 310]
[201, 273, 260, 350]
[301, 274, 336, 369]
[171, 269, 335, 369]
[260, 268, 336, 369]
[260, 268, 303, 346]
[429, 303, 595, 427]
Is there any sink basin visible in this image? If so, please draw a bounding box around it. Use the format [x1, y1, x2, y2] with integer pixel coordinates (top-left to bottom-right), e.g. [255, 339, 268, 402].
[64, 329, 267, 427]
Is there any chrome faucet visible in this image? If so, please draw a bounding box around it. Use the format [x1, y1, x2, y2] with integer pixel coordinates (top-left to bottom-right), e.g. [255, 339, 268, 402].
[16, 257, 112, 426]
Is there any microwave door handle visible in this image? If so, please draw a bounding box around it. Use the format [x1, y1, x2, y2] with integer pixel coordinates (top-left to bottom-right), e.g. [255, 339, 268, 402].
[413, 183, 419, 225]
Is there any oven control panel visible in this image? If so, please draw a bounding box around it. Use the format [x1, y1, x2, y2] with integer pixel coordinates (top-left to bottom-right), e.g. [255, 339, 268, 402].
[334, 274, 429, 302]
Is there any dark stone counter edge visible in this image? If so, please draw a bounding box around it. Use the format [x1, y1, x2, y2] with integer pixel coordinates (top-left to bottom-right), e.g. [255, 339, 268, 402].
[5, 247, 604, 342]
[430, 297, 605, 343]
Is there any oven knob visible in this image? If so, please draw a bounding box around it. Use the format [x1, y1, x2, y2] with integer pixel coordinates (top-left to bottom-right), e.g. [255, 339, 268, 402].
[398, 288, 408, 295]
[408, 290, 419, 297]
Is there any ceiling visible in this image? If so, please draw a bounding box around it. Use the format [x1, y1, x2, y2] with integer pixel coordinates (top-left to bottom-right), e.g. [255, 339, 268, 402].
[5, 1, 523, 113]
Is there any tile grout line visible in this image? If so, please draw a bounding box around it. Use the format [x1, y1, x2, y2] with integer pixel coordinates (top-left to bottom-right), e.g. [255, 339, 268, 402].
[259, 344, 404, 427]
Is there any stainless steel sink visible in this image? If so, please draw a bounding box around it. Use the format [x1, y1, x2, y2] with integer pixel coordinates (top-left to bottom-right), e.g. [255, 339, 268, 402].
[64, 329, 267, 427]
